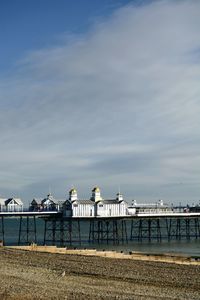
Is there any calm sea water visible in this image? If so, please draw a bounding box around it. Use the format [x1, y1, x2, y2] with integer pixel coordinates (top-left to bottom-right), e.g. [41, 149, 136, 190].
[2, 218, 200, 256]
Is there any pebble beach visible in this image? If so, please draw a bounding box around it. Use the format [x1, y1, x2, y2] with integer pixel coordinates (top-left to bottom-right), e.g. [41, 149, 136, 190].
[0, 247, 200, 299]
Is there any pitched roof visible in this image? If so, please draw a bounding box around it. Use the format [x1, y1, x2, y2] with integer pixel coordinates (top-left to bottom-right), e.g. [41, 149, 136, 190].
[98, 199, 120, 204]
[98, 199, 126, 204]
[5, 198, 23, 206]
[41, 198, 56, 205]
[72, 199, 95, 205]
[31, 199, 40, 205]
[63, 199, 71, 204]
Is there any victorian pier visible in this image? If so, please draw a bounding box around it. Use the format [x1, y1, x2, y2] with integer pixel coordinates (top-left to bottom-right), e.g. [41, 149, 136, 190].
[0, 187, 200, 246]
[1, 212, 200, 246]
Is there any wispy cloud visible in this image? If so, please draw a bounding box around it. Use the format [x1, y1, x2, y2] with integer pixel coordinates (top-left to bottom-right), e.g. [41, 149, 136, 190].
[0, 0, 200, 203]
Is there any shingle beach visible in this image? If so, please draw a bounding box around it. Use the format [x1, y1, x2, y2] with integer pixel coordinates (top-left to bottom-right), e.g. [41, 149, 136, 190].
[0, 247, 199, 299]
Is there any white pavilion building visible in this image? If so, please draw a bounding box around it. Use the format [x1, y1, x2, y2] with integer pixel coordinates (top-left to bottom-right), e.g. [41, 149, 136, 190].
[0, 198, 23, 212]
[66, 187, 128, 217]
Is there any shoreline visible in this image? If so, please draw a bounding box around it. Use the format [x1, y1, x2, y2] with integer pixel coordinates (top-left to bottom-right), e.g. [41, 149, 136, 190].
[5, 244, 200, 265]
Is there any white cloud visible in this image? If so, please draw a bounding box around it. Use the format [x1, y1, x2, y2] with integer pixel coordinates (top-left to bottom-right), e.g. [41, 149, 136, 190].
[0, 0, 200, 203]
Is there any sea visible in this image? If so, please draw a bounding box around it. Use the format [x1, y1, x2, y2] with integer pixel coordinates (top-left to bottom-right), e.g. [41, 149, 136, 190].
[2, 218, 200, 257]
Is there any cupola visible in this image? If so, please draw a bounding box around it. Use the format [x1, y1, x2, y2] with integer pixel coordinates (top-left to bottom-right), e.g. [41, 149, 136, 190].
[116, 192, 123, 201]
[69, 188, 78, 202]
[91, 186, 102, 202]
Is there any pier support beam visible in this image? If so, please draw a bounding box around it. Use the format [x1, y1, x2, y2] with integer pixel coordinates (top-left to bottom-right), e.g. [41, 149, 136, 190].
[130, 219, 140, 241]
[0, 216, 5, 245]
[43, 218, 81, 246]
[194, 218, 200, 239]
[166, 217, 200, 240]
[130, 218, 162, 242]
[18, 216, 37, 245]
[138, 218, 162, 242]
[89, 218, 128, 244]
[130, 217, 200, 242]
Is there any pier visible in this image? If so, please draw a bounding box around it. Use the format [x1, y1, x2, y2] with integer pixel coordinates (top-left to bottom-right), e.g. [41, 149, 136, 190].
[0, 210, 200, 246]
[1, 189, 200, 245]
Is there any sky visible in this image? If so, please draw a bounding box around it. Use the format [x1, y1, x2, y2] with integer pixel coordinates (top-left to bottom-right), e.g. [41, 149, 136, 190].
[0, 0, 200, 205]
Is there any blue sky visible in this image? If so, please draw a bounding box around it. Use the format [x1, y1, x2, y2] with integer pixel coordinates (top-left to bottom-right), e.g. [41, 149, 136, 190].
[0, 0, 200, 204]
[0, 0, 133, 70]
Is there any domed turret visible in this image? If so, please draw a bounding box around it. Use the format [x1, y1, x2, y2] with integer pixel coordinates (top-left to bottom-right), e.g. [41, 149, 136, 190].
[91, 186, 102, 202]
[92, 187, 100, 193]
[116, 192, 123, 201]
[69, 188, 78, 202]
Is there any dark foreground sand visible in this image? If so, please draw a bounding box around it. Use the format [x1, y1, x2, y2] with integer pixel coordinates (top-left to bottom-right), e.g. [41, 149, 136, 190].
[0, 248, 199, 300]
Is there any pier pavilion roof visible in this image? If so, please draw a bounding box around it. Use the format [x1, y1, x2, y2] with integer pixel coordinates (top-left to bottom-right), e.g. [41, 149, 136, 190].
[41, 193, 66, 206]
[63, 199, 71, 204]
[97, 199, 125, 204]
[5, 198, 23, 206]
[72, 199, 95, 205]
[31, 196, 65, 206]
[31, 198, 42, 205]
